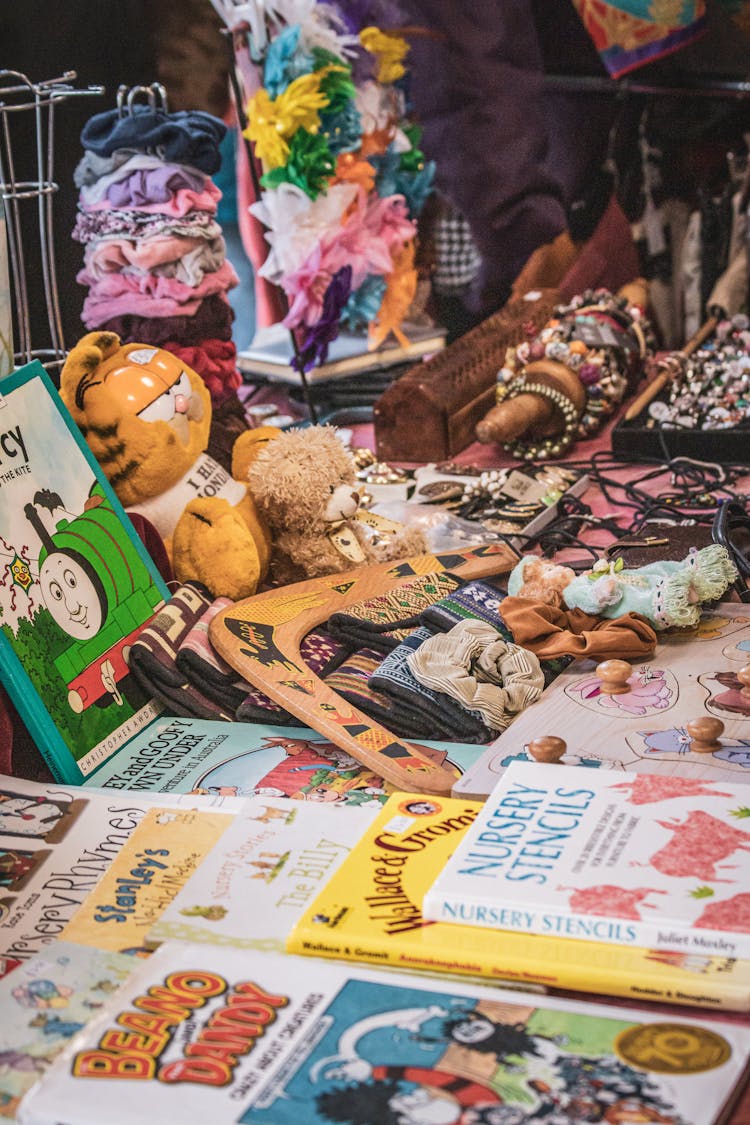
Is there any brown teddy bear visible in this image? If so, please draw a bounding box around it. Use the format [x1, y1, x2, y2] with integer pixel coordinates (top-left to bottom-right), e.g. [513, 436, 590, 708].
[246, 425, 427, 585]
[60, 331, 277, 600]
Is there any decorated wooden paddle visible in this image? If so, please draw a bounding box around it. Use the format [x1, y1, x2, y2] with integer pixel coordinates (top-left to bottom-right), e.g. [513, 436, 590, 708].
[209, 543, 518, 794]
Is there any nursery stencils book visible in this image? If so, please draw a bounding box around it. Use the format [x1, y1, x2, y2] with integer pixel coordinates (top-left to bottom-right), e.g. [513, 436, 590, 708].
[424, 761, 750, 959]
[147, 796, 377, 952]
[0, 940, 134, 1119]
[287, 791, 750, 1011]
[16, 943, 750, 1125]
[0, 360, 168, 784]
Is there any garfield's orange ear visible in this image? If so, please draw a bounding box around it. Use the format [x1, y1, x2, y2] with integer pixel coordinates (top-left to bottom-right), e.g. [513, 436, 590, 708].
[60, 332, 122, 418]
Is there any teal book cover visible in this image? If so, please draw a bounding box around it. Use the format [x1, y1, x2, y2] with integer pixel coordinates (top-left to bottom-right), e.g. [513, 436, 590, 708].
[0, 361, 169, 784]
[86, 716, 490, 805]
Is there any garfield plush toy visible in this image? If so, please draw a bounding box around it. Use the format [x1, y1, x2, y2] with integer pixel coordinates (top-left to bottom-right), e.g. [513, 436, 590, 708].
[60, 331, 276, 600]
[246, 424, 427, 585]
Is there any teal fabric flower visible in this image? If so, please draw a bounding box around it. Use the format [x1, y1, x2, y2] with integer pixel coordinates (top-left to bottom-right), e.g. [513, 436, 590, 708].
[321, 101, 362, 154]
[263, 25, 311, 98]
[342, 274, 387, 330]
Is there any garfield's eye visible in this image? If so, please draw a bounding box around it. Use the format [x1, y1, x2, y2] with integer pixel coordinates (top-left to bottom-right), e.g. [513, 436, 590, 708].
[138, 390, 175, 423]
[329, 484, 336, 494]
[173, 371, 192, 398]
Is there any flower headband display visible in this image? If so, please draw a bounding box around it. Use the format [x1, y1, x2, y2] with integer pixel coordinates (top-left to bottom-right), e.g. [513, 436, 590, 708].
[222, 0, 435, 373]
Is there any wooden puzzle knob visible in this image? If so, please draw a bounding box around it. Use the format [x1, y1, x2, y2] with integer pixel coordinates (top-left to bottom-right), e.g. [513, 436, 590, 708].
[737, 665, 750, 701]
[528, 737, 567, 763]
[596, 660, 632, 695]
[686, 716, 725, 754]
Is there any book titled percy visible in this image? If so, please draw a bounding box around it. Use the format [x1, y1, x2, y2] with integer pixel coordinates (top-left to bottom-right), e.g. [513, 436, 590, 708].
[423, 762, 750, 959]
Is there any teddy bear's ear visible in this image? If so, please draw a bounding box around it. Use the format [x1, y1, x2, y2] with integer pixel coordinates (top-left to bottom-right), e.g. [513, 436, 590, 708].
[60, 332, 122, 418]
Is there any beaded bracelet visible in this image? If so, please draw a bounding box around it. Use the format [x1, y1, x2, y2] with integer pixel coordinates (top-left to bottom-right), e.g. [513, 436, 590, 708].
[495, 288, 652, 457]
[495, 379, 582, 461]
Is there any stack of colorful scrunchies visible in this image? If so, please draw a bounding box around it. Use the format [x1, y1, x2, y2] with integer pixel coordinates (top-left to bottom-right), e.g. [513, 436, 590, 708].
[72, 103, 242, 407]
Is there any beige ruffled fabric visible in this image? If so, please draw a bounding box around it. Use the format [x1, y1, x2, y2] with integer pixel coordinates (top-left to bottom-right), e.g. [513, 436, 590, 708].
[406, 619, 545, 733]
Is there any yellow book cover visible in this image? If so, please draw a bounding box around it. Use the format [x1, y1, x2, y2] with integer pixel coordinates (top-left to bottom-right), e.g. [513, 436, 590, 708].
[287, 792, 750, 1012]
[61, 807, 233, 954]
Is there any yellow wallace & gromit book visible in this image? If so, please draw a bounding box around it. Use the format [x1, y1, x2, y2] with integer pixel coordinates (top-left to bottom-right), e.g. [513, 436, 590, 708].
[286, 792, 750, 1011]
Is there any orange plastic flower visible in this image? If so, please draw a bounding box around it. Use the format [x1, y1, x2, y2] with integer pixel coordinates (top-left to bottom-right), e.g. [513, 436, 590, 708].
[368, 240, 417, 350]
[332, 152, 377, 193]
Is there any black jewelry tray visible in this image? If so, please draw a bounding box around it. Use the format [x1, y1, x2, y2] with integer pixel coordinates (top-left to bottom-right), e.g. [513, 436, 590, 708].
[611, 406, 750, 464]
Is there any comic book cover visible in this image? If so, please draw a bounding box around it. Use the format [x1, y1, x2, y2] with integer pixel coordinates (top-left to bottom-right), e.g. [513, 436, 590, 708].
[426, 762, 750, 959]
[147, 797, 377, 952]
[17, 944, 750, 1125]
[288, 791, 750, 1011]
[0, 772, 239, 977]
[0, 361, 168, 783]
[85, 716, 488, 807]
[61, 807, 234, 955]
[0, 940, 133, 1119]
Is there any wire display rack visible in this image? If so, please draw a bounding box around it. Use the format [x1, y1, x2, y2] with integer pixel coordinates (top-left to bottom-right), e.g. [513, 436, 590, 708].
[0, 69, 103, 371]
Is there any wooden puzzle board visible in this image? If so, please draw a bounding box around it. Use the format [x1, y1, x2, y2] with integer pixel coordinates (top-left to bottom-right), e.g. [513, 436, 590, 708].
[453, 602, 750, 799]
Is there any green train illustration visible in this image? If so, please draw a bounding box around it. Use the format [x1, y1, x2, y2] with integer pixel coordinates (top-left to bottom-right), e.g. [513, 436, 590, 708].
[24, 483, 163, 713]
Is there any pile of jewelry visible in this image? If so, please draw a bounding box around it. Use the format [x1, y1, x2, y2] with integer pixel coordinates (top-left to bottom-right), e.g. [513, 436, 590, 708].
[417, 464, 582, 532]
[495, 288, 652, 458]
[648, 315, 750, 431]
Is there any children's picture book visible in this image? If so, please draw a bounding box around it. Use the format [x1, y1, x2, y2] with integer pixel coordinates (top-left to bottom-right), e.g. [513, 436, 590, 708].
[0, 360, 169, 784]
[17, 943, 750, 1125]
[147, 797, 377, 952]
[85, 716, 489, 806]
[0, 771, 239, 977]
[61, 806, 234, 955]
[453, 604, 750, 800]
[0, 940, 134, 1119]
[425, 761, 750, 959]
[287, 791, 750, 1011]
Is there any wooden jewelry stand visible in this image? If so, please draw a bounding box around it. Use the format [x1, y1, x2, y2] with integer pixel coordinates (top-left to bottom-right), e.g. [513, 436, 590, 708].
[209, 543, 518, 795]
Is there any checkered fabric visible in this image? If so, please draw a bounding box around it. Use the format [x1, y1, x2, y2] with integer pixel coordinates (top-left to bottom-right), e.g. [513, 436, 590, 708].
[432, 210, 482, 293]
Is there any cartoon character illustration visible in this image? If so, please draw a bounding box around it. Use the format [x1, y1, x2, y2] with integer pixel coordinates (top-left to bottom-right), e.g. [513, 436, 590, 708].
[0, 847, 47, 891]
[633, 726, 750, 769]
[609, 777, 732, 805]
[0, 791, 67, 839]
[24, 482, 163, 713]
[11, 978, 74, 1010]
[702, 671, 750, 718]
[316, 1067, 504, 1125]
[179, 904, 228, 921]
[0, 1048, 54, 1075]
[566, 667, 675, 717]
[28, 1012, 86, 1037]
[560, 885, 666, 920]
[694, 891, 750, 933]
[421, 1011, 566, 1068]
[633, 811, 750, 882]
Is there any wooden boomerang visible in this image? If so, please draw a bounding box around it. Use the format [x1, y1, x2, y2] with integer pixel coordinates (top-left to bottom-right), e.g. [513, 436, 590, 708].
[209, 543, 518, 795]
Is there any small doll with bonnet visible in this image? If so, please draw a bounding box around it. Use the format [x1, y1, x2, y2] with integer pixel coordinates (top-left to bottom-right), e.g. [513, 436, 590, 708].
[559, 545, 737, 630]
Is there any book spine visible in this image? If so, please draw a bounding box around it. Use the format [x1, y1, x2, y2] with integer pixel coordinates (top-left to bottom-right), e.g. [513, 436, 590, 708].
[0, 648, 80, 784]
[422, 893, 750, 962]
[286, 928, 749, 1012]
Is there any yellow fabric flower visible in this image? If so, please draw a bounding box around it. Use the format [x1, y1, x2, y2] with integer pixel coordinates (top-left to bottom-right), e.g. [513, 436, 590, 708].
[359, 26, 409, 84]
[244, 73, 331, 172]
